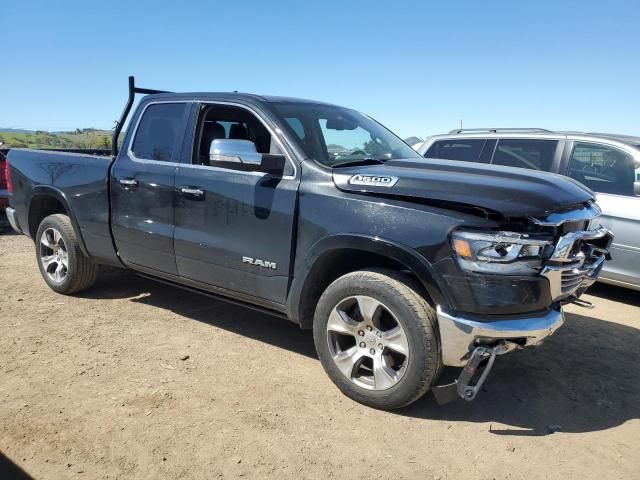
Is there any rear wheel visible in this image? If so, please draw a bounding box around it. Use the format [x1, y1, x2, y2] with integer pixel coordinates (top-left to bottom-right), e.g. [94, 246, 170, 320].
[313, 269, 441, 410]
[35, 214, 98, 294]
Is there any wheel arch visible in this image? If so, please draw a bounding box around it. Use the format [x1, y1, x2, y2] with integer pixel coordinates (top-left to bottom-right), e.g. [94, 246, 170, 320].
[27, 186, 90, 257]
[286, 234, 450, 329]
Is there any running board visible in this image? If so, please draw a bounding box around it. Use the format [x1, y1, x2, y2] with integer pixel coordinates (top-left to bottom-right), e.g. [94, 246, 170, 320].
[136, 272, 289, 320]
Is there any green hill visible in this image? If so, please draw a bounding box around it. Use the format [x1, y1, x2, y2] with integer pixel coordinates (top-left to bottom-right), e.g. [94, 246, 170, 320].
[0, 129, 112, 150]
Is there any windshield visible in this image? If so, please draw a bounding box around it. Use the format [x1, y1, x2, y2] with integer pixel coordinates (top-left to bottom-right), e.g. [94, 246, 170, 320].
[272, 102, 420, 167]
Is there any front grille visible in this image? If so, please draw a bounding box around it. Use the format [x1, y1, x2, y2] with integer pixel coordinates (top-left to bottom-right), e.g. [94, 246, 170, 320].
[542, 226, 613, 301]
[561, 270, 584, 293]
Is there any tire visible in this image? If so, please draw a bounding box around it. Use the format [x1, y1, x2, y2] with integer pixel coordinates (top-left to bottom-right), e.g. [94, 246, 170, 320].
[313, 268, 442, 410]
[35, 214, 98, 294]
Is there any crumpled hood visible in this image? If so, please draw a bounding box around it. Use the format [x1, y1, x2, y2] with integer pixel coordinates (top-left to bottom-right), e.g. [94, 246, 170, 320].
[332, 158, 595, 218]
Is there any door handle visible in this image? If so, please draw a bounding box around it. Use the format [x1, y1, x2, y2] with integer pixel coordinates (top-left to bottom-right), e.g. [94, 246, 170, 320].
[180, 186, 205, 199]
[118, 178, 138, 188]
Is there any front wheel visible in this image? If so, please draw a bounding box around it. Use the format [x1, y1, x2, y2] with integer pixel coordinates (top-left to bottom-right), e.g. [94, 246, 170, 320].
[313, 269, 442, 410]
[35, 214, 98, 294]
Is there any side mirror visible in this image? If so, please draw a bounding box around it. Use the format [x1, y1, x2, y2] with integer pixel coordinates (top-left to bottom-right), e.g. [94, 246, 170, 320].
[209, 139, 286, 176]
[210, 139, 261, 165]
[634, 181, 640, 196]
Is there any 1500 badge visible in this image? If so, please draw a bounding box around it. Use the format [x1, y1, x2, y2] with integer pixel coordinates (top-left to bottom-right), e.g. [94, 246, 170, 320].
[349, 174, 398, 187]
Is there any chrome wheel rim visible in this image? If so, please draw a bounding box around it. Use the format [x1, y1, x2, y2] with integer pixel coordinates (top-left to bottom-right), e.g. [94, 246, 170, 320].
[39, 228, 69, 284]
[326, 295, 409, 391]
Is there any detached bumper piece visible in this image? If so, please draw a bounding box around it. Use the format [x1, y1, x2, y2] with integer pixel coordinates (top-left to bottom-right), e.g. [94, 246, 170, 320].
[456, 345, 497, 401]
[432, 345, 499, 404]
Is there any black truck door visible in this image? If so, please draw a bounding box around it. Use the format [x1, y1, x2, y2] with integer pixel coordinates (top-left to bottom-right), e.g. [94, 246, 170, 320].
[110, 101, 189, 275]
[173, 102, 299, 305]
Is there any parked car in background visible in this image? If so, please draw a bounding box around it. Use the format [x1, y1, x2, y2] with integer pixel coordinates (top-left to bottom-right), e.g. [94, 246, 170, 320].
[0, 143, 10, 211]
[418, 129, 640, 291]
[410, 140, 424, 151]
[403, 136, 424, 151]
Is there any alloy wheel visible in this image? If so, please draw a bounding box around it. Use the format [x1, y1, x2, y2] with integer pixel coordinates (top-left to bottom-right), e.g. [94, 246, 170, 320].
[326, 295, 409, 390]
[39, 227, 69, 284]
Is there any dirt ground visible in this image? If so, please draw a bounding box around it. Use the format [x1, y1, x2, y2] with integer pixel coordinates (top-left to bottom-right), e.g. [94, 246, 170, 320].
[1, 225, 639, 480]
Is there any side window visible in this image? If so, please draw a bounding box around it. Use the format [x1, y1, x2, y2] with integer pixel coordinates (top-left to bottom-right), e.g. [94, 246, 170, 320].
[478, 139, 497, 163]
[568, 142, 639, 196]
[283, 116, 329, 161]
[424, 139, 485, 162]
[492, 139, 557, 171]
[131, 103, 187, 161]
[285, 117, 306, 141]
[195, 105, 291, 175]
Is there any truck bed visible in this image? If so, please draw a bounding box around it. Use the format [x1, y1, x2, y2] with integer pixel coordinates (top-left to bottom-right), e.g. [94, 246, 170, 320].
[7, 148, 119, 265]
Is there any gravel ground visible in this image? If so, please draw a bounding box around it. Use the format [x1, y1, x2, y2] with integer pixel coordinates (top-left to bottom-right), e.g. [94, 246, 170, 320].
[1, 227, 639, 480]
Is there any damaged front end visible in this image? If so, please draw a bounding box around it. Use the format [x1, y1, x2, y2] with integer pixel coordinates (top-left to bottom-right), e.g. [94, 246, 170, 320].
[433, 202, 613, 403]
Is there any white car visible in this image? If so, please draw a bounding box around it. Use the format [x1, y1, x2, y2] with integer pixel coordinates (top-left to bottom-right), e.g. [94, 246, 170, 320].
[417, 128, 640, 291]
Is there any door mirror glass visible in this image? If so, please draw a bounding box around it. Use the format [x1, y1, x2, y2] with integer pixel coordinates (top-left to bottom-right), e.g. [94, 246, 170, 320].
[209, 139, 286, 175]
[209, 139, 262, 165]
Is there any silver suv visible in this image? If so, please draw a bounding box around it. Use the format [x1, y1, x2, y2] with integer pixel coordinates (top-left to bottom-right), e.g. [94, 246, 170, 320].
[417, 129, 640, 291]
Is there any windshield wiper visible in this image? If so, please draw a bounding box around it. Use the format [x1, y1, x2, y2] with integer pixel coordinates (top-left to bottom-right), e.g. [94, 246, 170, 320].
[331, 157, 388, 168]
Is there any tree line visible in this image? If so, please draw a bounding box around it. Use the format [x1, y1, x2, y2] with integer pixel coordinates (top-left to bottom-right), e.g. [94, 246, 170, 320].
[0, 130, 112, 150]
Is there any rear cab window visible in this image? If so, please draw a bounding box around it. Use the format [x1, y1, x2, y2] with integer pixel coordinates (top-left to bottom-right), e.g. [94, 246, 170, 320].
[568, 142, 640, 196]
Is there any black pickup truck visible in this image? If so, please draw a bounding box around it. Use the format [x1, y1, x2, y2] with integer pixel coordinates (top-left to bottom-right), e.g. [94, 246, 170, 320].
[5, 78, 612, 409]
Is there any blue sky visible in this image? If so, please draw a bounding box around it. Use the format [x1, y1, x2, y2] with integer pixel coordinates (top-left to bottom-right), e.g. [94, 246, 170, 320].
[2, 0, 639, 138]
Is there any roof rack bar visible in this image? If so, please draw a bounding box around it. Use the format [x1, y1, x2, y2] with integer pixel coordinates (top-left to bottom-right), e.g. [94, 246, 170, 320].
[448, 128, 553, 134]
[111, 76, 172, 156]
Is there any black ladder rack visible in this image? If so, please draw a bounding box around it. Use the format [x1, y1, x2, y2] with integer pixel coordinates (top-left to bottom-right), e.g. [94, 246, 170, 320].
[111, 76, 172, 157]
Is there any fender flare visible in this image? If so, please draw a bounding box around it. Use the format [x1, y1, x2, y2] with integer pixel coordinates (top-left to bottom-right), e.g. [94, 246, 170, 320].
[28, 185, 90, 257]
[286, 234, 452, 327]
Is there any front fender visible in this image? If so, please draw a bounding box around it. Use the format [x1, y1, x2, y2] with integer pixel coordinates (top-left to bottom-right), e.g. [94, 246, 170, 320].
[286, 233, 451, 327]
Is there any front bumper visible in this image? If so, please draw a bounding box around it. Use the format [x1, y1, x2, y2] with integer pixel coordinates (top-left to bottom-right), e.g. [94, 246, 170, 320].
[437, 306, 564, 367]
[5, 207, 21, 233]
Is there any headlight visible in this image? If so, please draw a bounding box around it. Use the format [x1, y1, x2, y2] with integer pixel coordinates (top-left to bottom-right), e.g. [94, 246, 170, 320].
[451, 230, 553, 275]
